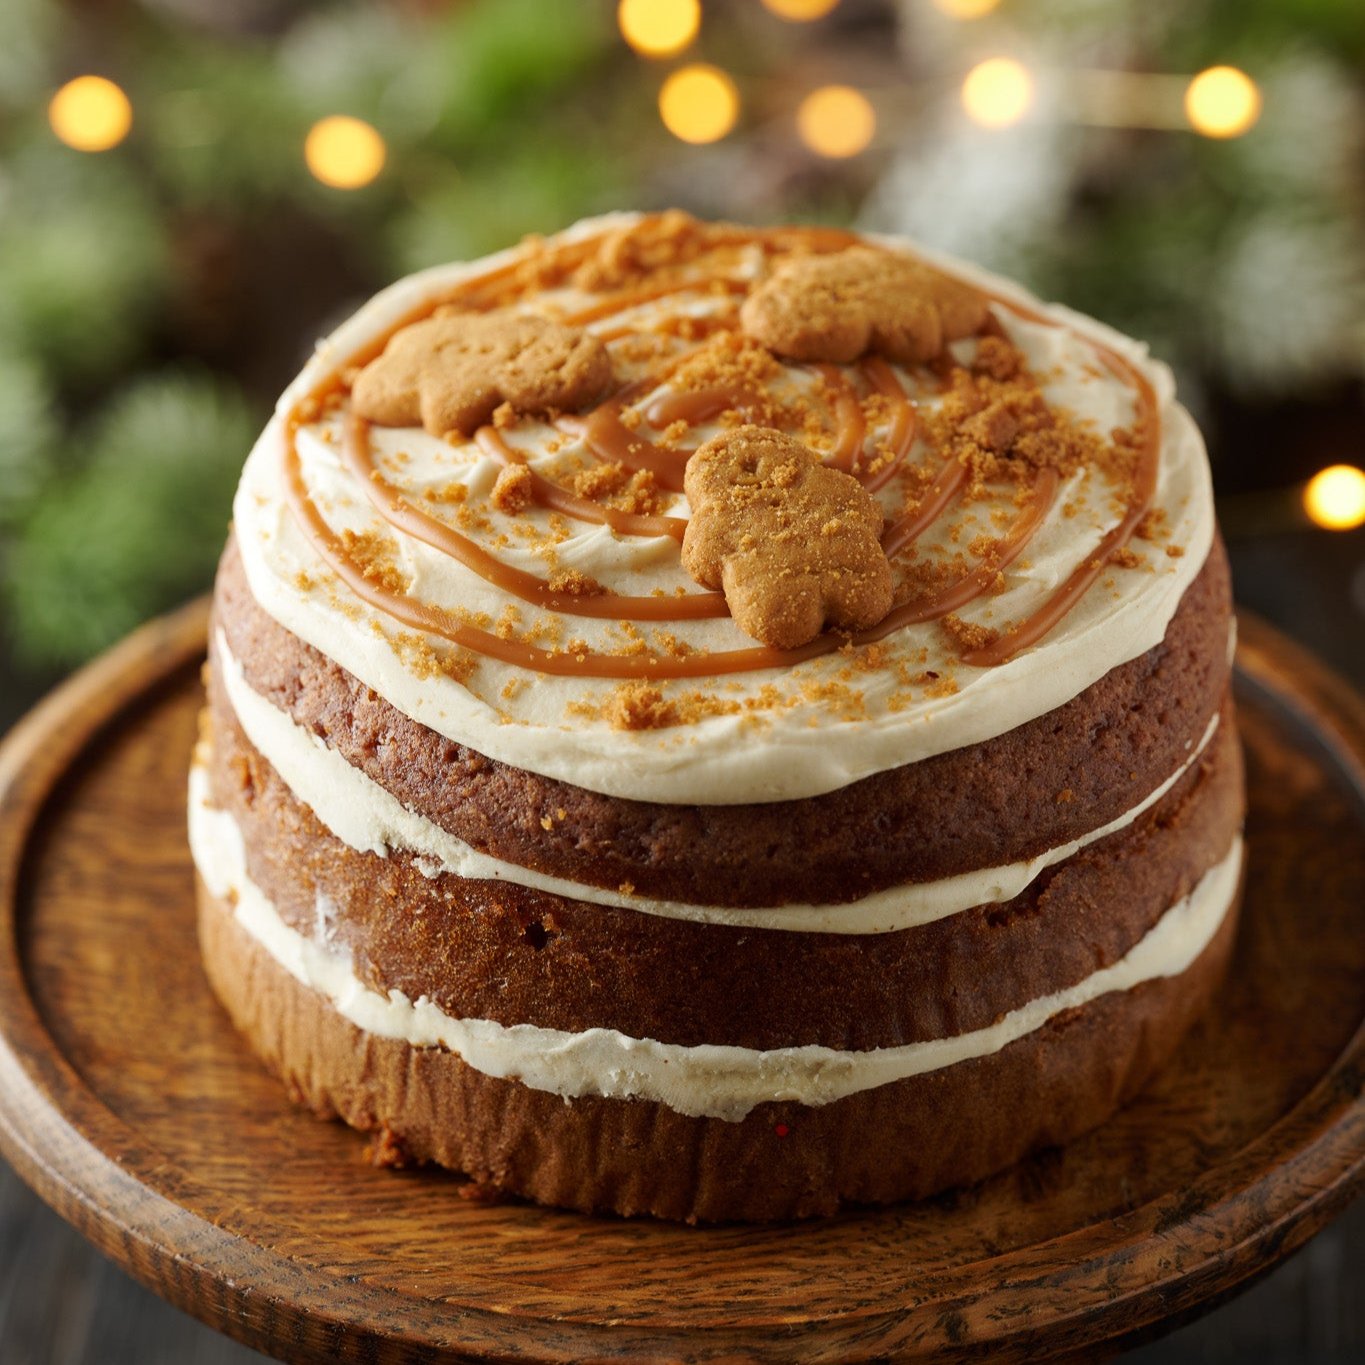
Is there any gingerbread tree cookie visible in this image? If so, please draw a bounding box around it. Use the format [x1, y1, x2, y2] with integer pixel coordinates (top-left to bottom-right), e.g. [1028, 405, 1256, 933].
[682, 425, 893, 650]
[740, 246, 988, 365]
[351, 311, 612, 437]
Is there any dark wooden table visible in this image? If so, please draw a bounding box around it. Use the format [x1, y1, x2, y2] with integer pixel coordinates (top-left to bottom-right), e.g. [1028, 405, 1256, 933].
[1, 528, 1361, 1364]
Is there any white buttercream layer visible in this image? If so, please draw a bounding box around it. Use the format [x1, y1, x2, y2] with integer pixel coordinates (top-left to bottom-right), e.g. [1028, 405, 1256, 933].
[189, 764, 1241, 1122]
[230, 212, 1217, 805]
[216, 631, 1221, 935]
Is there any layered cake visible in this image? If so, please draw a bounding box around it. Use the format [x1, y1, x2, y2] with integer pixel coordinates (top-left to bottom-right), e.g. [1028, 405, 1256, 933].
[189, 211, 1244, 1222]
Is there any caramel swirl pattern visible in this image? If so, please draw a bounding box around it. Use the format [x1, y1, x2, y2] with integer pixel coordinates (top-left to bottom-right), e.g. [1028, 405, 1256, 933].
[279, 218, 1160, 682]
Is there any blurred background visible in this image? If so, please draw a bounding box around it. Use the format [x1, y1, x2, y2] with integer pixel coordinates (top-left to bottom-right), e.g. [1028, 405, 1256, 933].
[0, 1, 1362, 1361]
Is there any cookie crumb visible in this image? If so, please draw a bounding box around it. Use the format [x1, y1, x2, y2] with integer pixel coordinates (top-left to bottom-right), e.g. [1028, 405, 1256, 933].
[940, 613, 1000, 653]
[548, 567, 607, 597]
[491, 463, 534, 514]
[606, 682, 681, 730]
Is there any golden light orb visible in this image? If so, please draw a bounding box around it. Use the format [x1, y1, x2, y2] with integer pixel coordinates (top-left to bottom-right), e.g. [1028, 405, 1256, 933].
[48, 75, 132, 152]
[658, 64, 740, 144]
[618, 0, 701, 58]
[1184, 66, 1261, 139]
[760, 0, 841, 21]
[1304, 464, 1365, 531]
[932, 0, 1003, 19]
[797, 85, 876, 158]
[961, 57, 1034, 129]
[304, 115, 387, 190]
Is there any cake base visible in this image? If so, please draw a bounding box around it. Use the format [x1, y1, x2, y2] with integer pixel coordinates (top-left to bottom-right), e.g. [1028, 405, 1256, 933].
[196, 866, 1243, 1223]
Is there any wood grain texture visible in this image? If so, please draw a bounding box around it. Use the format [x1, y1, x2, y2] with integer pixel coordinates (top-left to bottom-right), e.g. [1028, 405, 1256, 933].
[0, 599, 1361, 1365]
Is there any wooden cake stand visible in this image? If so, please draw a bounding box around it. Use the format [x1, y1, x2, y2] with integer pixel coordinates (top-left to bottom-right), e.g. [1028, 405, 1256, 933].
[0, 601, 1360, 1364]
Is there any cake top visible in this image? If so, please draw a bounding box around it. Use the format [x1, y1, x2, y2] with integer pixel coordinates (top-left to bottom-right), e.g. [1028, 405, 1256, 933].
[232, 212, 1214, 803]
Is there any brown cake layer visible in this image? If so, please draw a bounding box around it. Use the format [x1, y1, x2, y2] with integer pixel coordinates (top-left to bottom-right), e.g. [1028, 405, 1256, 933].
[213, 534, 1233, 908]
[203, 682, 1243, 1051]
[197, 868, 1242, 1223]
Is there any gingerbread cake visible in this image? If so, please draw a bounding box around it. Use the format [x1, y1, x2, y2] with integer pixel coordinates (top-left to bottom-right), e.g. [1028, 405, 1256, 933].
[189, 211, 1244, 1222]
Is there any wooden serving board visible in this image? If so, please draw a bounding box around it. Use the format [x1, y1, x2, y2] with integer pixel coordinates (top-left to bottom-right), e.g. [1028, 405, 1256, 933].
[0, 602, 1361, 1365]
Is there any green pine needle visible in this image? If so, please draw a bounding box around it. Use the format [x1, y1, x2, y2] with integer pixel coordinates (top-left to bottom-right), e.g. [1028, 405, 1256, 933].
[5, 373, 260, 667]
[0, 356, 59, 529]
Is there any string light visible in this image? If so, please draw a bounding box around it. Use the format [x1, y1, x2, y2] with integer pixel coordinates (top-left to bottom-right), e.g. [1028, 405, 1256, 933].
[1185, 66, 1261, 139]
[48, 76, 132, 152]
[1304, 465, 1365, 531]
[658, 64, 739, 144]
[618, 0, 700, 59]
[760, 0, 840, 21]
[797, 85, 876, 158]
[304, 115, 386, 189]
[961, 57, 1034, 129]
[932, 0, 1002, 18]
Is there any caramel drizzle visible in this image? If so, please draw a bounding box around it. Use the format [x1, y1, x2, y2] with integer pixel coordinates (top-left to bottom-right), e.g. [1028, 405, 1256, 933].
[473, 426, 688, 543]
[962, 347, 1159, 666]
[642, 384, 766, 428]
[881, 458, 968, 559]
[861, 357, 918, 494]
[284, 422, 833, 680]
[472, 365, 913, 551]
[558, 399, 690, 492]
[556, 360, 902, 499]
[891, 466, 1060, 623]
[562, 276, 750, 327]
[344, 414, 726, 621]
[283, 224, 1161, 679]
[287, 416, 1063, 680]
[813, 365, 867, 472]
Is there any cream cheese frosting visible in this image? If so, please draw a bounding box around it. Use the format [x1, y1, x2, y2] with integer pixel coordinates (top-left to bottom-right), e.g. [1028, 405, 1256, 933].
[189, 764, 1242, 1121]
[217, 630, 1220, 934]
[231, 212, 1215, 805]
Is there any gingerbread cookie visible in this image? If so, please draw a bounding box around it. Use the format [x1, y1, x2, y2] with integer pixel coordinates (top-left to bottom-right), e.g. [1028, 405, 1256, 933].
[352, 311, 612, 438]
[740, 246, 988, 365]
[682, 425, 893, 650]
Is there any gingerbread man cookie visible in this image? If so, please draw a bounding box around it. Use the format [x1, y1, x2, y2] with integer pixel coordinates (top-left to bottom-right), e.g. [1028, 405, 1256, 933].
[740, 246, 988, 366]
[352, 310, 612, 438]
[682, 425, 893, 650]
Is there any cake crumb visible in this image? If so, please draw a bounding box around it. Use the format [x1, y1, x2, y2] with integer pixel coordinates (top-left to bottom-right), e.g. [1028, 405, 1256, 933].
[364, 1124, 413, 1169]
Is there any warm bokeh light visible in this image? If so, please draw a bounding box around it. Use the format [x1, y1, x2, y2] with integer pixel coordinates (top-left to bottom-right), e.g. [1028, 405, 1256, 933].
[932, 0, 1003, 18]
[48, 76, 132, 152]
[304, 115, 386, 189]
[618, 0, 700, 58]
[760, 0, 841, 21]
[658, 64, 739, 144]
[1184, 66, 1261, 139]
[797, 85, 876, 158]
[961, 57, 1034, 129]
[1304, 465, 1365, 531]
